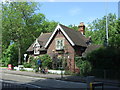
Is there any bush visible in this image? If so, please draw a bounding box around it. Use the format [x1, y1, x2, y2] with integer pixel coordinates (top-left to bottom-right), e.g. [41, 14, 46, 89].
[1, 56, 9, 67]
[86, 47, 120, 70]
[27, 55, 52, 71]
[28, 56, 39, 72]
[39, 54, 52, 69]
[75, 57, 92, 76]
[86, 46, 120, 80]
[2, 44, 18, 67]
[64, 70, 74, 75]
[23, 63, 32, 68]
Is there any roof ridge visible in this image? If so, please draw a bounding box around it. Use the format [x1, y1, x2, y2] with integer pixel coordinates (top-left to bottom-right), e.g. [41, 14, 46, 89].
[59, 24, 76, 31]
[59, 24, 86, 36]
[59, 23, 89, 47]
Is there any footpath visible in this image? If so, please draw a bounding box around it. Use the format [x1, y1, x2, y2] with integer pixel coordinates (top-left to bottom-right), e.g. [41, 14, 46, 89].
[1, 67, 120, 87]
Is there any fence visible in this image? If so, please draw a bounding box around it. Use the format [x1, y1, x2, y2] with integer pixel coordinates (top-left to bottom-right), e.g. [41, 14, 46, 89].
[2, 82, 28, 90]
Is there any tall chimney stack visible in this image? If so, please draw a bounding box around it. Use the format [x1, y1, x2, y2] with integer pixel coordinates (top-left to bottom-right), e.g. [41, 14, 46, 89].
[78, 22, 85, 35]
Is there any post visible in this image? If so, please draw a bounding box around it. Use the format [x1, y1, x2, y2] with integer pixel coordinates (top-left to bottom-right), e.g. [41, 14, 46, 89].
[86, 76, 95, 89]
[24, 54, 27, 62]
[61, 68, 63, 79]
[89, 82, 104, 90]
[105, 1, 109, 46]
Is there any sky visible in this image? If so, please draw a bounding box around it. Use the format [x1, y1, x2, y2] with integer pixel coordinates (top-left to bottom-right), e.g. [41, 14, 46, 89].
[1, 0, 119, 26]
[38, 2, 118, 26]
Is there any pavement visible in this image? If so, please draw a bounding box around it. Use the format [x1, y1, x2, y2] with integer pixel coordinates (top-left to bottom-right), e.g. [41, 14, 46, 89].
[1, 67, 120, 87]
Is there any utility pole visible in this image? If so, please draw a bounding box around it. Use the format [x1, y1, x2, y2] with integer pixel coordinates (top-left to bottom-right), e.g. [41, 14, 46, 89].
[105, 1, 109, 46]
[118, 1, 120, 19]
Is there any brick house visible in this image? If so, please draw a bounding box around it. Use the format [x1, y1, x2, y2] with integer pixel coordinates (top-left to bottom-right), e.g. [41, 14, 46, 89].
[27, 22, 100, 72]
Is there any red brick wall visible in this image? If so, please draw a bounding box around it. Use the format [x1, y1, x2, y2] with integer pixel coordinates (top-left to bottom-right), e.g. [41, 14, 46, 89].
[47, 30, 76, 72]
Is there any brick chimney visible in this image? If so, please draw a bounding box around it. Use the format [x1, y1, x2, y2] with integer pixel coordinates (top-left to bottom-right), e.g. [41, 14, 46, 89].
[78, 22, 85, 35]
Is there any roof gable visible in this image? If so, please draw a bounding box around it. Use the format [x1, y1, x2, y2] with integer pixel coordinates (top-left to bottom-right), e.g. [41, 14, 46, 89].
[27, 33, 51, 52]
[44, 24, 75, 48]
[45, 24, 87, 48]
[60, 24, 87, 47]
[33, 39, 40, 47]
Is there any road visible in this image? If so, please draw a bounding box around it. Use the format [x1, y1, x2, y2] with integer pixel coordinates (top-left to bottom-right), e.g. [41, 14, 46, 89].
[1, 69, 120, 90]
[1, 73, 87, 89]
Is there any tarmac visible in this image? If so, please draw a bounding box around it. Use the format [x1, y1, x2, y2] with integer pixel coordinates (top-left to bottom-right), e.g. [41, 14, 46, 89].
[1, 67, 120, 87]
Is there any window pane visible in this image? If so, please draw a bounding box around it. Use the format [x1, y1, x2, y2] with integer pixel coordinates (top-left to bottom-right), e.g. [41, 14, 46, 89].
[56, 39, 64, 50]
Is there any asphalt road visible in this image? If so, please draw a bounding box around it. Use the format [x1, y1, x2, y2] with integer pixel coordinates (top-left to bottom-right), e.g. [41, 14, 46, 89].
[1, 73, 87, 89]
[1, 70, 120, 90]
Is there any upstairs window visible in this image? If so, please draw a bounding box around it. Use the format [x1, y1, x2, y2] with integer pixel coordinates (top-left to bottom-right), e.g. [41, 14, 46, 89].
[56, 38, 64, 50]
[33, 39, 40, 55]
[34, 44, 40, 55]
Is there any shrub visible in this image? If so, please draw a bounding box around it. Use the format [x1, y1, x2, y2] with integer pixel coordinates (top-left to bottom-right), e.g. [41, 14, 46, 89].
[2, 44, 18, 67]
[39, 54, 52, 69]
[86, 47, 120, 70]
[23, 62, 32, 68]
[28, 56, 39, 72]
[75, 57, 92, 76]
[64, 70, 74, 75]
[86, 46, 120, 80]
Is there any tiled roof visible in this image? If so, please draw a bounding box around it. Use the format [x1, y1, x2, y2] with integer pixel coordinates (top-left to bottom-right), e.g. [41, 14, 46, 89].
[27, 33, 51, 52]
[27, 24, 90, 52]
[59, 24, 87, 47]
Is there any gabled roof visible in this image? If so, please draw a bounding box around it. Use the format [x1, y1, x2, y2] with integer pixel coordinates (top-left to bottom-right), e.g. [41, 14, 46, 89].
[33, 39, 40, 47]
[45, 24, 87, 48]
[60, 24, 87, 47]
[27, 33, 51, 52]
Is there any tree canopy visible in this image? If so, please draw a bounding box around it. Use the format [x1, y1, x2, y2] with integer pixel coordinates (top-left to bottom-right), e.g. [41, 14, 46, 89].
[85, 13, 117, 45]
[2, 2, 58, 65]
[68, 13, 119, 48]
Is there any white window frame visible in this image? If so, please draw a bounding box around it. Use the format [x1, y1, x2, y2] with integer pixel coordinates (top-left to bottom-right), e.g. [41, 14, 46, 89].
[33, 39, 40, 55]
[55, 38, 64, 50]
[34, 44, 40, 55]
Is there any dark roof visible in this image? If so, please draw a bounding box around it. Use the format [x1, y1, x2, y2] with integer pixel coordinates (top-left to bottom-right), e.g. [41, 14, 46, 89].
[82, 44, 102, 57]
[27, 33, 52, 52]
[59, 24, 87, 47]
[27, 24, 90, 52]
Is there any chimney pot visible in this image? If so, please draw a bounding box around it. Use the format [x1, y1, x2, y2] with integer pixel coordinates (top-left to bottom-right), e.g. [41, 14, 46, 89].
[78, 22, 85, 35]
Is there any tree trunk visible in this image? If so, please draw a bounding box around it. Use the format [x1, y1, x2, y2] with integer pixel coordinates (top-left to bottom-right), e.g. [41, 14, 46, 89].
[18, 46, 21, 65]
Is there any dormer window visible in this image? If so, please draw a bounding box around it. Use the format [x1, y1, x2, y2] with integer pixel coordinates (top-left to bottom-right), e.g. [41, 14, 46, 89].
[33, 39, 40, 55]
[55, 38, 64, 50]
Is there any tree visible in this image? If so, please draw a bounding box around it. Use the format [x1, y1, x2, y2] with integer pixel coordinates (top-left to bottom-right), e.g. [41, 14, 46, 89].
[85, 13, 117, 45]
[68, 24, 78, 31]
[2, 43, 18, 66]
[109, 18, 120, 48]
[2, 2, 58, 65]
[2, 2, 45, 65]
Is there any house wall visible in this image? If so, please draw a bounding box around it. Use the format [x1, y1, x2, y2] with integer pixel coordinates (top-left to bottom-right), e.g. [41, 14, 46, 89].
[47, 30, 76, 72]
[74, 46, 82, 56]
